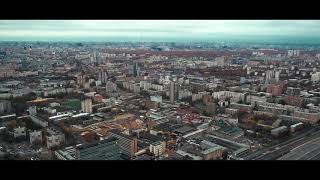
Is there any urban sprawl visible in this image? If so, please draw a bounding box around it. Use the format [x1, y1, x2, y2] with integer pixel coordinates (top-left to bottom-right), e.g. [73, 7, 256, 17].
[1, 42, 320, 160]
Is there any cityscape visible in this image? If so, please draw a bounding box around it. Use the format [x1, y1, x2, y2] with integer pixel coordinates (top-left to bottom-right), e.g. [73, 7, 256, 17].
[1, 20, 320, 160]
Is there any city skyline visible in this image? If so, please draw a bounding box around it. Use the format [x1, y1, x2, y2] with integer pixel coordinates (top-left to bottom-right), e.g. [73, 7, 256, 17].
[1, 20, 320, 43]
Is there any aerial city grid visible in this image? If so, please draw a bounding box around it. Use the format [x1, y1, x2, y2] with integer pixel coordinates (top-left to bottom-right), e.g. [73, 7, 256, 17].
[1, 20, 320, 160]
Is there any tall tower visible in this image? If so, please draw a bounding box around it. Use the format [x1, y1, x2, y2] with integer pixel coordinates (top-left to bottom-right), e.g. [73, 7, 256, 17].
[133, 62, 140, 77]
[170, 81, 178, 104]
[275, 71, 280, 82]
[129, 62, 140, 77]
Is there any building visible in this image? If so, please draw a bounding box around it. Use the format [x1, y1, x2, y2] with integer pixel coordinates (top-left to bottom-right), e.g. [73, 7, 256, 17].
[123, 81, 141, 94]
[0, 100, 11, 115]
[13, 126, 26, 139]
[271, 126, 288, 137]
[201, 140, 226, 160]
[149, 141, 166, 157]
[288, 50, 300, 57]
[150, 96, 162, 103]
[129, 62, 140, 77]
[98, 69, 108, 84]
[265, 70, 275, 84]
[311, 72, 320, 82]
[108, 129, 138, 159]
[275, 71, 280, 82]
[293, 111, 320, 124]
[81, 98, 92, 113]
[30, 130, 43, 145]
[76, 137, 121, 160]
[213, 91, 246, 103]
[286, 87, 301, 96]
[176, 140, 226, 160]
[106, 81, 117, 96]
[28, 106, 37, 115]
[178, 89, 192, 100]
[266, 84, 283, 96]
[169, 81, 179, 104]
[284, 96, 304, 107]
[46, 128, 65, 149]
[55, 146, 77, 160]
[192, 91, 210, 102]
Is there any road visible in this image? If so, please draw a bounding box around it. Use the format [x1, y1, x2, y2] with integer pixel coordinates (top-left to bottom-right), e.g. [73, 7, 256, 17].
[243, 125, 320, 160]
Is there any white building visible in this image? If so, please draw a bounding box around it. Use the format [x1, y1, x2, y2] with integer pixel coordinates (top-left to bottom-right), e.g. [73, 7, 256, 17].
[213, 91, 245, 103]
[265, 70, 275, 84]
[149, 141, 166, 157]
[311, 72, 320, 82]
[140, 81, 164, 91]
[13, 126, 26, 139]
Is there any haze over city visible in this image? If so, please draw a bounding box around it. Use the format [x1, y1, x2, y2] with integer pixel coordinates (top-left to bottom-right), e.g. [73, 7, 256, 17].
[1, 20, 320, 43]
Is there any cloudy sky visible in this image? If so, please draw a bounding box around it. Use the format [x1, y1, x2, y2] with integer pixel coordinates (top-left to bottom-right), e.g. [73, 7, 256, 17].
[0, 20, 319, 42]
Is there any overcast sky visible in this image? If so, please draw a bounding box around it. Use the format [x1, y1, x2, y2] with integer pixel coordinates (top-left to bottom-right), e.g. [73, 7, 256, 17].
[0, 20, 319, 42]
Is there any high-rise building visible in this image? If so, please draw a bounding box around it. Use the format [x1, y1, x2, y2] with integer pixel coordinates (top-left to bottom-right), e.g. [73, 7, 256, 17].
[170, 81, 175, 104]
[275, 71, 280, 82]
[76, 74, 86, 88]
[98, 69, 108, 84]
[76, 137, 121, 160]
[129, 62, 140, 77]
[108, 129, 138, 159]
[265, 70, 275, 84]
[169, 81, 179, 104]
[81, 98, 92, 113]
